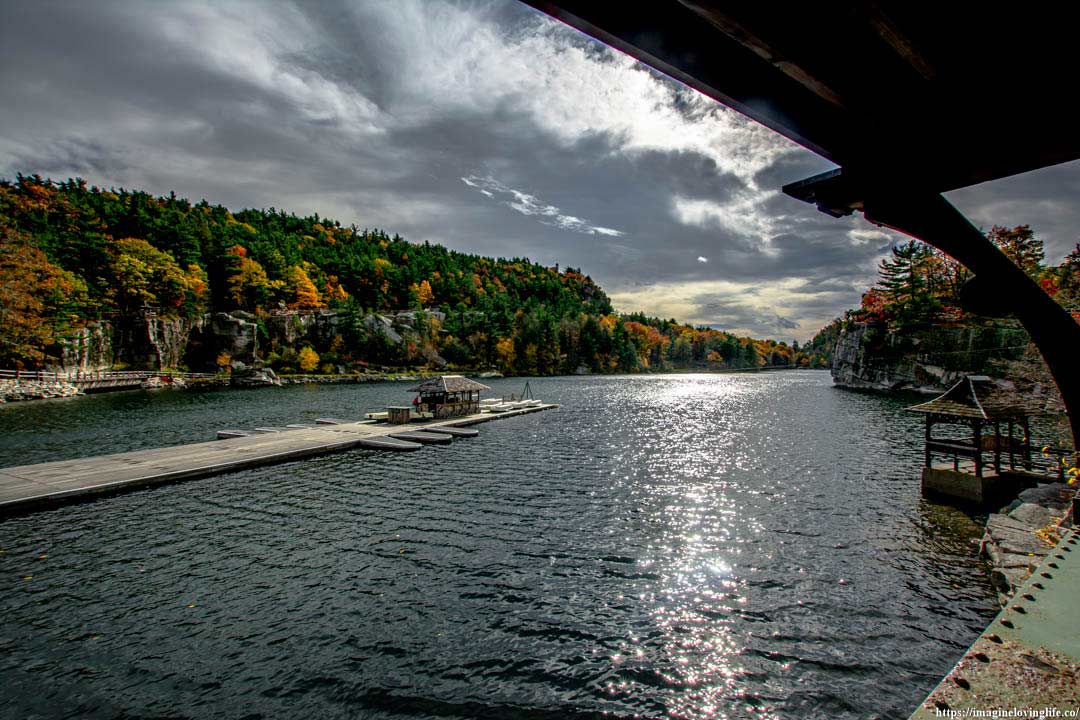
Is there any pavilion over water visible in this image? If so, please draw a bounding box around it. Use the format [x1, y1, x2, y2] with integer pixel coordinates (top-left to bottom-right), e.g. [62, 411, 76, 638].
[907, 375, 1037, 478]
[408, 375, 491, 419]
[906, 376, 1045, 504]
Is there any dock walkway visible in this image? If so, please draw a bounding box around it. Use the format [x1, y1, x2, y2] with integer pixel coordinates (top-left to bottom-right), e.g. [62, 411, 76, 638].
[0, 404, 557, 514]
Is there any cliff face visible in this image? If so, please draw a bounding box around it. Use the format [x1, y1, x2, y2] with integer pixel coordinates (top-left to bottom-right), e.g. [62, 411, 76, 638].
[112, 315, 201, 370]
[830, 321, 1034, 393]
[50, 310, 401, 372]
[60, 323, 114, 372]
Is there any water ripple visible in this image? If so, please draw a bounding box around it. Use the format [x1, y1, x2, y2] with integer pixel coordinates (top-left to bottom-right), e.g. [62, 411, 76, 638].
[0, 373, 994, 719]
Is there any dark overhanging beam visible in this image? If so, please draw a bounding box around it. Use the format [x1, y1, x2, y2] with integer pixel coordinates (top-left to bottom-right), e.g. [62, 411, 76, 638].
[523, 0, 851, 162]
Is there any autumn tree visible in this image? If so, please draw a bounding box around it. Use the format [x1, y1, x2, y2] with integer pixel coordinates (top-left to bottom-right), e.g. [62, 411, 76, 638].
[409, 279, 435, 308]
[287, 265, 322, 309]
[323, 275, 349, 305]
[226, 245, 273, 310]
[988, 224, 1044, 278]
[495, 336, 515, 373]
[298, 346, 320, 372]
[109, 237, 190, 312]
[0, 226, 86, 366]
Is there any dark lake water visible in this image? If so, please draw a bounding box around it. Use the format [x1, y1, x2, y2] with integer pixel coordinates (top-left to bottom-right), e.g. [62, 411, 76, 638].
[0, 371, 995, 719]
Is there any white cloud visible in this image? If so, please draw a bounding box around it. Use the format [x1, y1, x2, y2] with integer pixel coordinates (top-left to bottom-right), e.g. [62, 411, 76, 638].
[671, 195, 781, 256]
[363, 1, 797, 189]
[461, 175, 624, 237]
[847, 228, 892, 247]
[149, 2, 383, 135]
[609, 277, 848, 340]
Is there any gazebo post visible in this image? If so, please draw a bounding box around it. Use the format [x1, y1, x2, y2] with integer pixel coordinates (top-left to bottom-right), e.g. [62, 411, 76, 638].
[1022, 418, 1032, 470]
[924, 415, 933, 468]
[973, 420, 983, 478]
[993, 420, 1002, 473]
[1002, 418, 1010, 470]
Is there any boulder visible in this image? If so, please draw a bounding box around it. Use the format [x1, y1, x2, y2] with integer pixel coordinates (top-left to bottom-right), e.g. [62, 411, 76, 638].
[1008, 502, 1055, 528]
[1017, 483, 1075, 511]
[231, 366, 281, 387]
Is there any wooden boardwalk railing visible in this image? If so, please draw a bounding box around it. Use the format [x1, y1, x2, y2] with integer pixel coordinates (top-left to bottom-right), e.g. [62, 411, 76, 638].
[0, 368, 218, 389]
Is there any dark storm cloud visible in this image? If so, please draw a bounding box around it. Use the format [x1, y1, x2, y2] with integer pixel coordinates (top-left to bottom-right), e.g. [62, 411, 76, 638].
[2, 0, 1074, 340]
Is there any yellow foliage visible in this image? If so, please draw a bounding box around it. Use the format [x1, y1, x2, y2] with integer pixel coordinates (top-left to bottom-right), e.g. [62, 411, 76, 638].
[414, 279, 434, 306]
[298, 346, 320, 372]
[495, 337, 515, 371]
[288, 265, 322, 309]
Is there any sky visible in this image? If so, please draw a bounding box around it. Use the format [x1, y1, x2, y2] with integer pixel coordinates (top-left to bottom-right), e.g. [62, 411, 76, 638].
[2, 0, 1077, 342]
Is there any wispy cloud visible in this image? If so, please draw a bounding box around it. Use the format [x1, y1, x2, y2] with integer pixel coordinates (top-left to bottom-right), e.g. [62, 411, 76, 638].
[461, 175, 625, 237]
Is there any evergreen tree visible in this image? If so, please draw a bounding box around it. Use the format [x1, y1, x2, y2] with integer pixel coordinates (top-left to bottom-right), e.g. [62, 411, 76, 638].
[877, 240, 939, 325]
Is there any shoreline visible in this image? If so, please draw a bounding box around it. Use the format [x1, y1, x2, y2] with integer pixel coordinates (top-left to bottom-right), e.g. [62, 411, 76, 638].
[0, 366, 819, 405]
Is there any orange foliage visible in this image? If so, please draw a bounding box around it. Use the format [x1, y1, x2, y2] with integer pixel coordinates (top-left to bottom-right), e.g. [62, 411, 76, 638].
[288, 265, 322, 309]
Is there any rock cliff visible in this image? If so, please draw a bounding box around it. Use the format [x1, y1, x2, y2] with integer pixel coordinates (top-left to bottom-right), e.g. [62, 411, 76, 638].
[49, 309, 433, 373]
[830, 321, 1034, 393]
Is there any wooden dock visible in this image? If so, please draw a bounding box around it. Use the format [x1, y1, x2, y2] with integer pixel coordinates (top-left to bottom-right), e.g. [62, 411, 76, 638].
[0, 404, 557, 515]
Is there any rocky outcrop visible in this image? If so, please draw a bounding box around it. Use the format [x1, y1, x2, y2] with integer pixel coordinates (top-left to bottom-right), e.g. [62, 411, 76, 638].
[0, 379, 81, 402]
[362, 314, 403, 345]
[830, 321, 1034, 393]
[44, 308, 442, 375]
[229, 364, 281, 387]
[980, 483, 1074, 603]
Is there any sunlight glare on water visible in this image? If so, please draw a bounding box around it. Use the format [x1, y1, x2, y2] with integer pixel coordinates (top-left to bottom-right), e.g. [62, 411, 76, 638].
[0, 372, 995, 719]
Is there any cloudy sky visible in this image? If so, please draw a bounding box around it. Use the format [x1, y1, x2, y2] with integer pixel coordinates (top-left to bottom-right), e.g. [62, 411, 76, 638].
[2, 0, 1077, 341]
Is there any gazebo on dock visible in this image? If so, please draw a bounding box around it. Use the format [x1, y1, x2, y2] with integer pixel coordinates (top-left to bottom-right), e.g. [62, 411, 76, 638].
[408, 375, 490, 419]
[906, 376, 1039, 504]
[908, 376, 1036, 477]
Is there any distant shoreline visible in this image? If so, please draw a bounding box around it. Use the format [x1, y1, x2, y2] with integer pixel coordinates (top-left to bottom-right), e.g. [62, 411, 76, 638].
[0, 366, 821, 406]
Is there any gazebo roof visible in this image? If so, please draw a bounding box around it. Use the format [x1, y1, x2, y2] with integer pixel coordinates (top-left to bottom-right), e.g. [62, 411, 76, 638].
[408, 375, 491, 394]
[906, 376, 1036, 421]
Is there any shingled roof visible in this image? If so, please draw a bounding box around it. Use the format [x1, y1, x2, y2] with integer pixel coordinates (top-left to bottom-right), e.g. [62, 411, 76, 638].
[408, 375, 491, 394]
[906, 376, 1037, 420]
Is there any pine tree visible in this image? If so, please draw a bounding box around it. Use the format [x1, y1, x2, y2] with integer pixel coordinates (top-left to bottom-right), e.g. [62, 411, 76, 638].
[877, 240, 939, 325]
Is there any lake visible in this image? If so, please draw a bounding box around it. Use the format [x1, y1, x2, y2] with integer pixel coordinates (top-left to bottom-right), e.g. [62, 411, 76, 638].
[0, 371, 995, 719]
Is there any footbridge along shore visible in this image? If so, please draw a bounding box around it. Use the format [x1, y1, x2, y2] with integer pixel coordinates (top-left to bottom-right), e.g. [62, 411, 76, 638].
[0, 403, 557, 515]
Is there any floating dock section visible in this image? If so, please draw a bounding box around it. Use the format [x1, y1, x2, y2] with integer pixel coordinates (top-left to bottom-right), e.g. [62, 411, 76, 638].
[0, 403, 557, 515]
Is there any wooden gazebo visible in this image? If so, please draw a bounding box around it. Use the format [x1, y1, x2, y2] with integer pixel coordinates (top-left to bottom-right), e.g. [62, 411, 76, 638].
[408, 375, 490, 419]
[907, 376, 1036, 479]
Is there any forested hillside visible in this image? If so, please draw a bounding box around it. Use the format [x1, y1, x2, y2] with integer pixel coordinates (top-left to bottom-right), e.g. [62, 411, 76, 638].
[0, 175, 825, 375]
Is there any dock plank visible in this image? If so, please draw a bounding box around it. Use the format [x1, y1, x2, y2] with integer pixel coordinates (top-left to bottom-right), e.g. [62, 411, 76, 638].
[0, 403, 558, 513]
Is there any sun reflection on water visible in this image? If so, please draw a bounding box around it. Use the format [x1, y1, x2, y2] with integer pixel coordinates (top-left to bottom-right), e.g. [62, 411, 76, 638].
[601, 375, 781, 718]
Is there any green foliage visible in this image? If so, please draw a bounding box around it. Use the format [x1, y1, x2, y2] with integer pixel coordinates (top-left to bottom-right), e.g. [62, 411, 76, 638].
[0, 175, 821, 372]
[875, 240, 941, 327]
